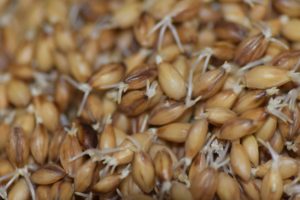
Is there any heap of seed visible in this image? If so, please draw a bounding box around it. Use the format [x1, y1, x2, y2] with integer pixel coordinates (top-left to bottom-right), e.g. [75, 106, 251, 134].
[1, 0, 300, 199]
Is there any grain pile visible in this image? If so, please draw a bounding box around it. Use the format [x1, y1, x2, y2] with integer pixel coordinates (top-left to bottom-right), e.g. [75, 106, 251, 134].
[0, 0, 300, 199]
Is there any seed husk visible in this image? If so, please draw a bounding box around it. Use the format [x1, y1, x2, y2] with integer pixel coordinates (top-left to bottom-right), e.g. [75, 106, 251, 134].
[36, 186, 51, 200]
[218, 118, 256, 140]
[157, 62, 186, 100]
[76, 121, 98, 149]
[30, 123, 49, 164]
[215, 21, 248, 43]
[190, 167, 218, 200]
[74, 159, 96, 192]
[50, 181, 74, 200]
[233, 90, 267, 113]
[234, 34, 268, 66]
[89, 63, 126, 89]
[7, 79, 31, 107]
[271, 50, 300, 70]
[49, 128, 65, 162]
[59, 132, 83, 177]
[244, 66, 291, 89]
[93, 174, 122, 193]
[68, 51, 91, 83]
[157, 122, 191, 143]
[242, 135, 259, 166]
[217, 172, 241, 200]
[149, 101, 186, 125]
[8, 178, 30, 200]
[0, 123, 10, 151]
[185, 119, 208, 159]
[34, 96, 60, 132]
[119, 90, 149, 117]
[188, 153, 207, 181]
[230, 142, 251, 181]
[119, 175, 143, 197]
[170, 182, 193, 200]
[134, 13, 157, 48]
[206, 107, 237, 126]
[274, 0, 300, 17]
[99, 123, 116, 150]
[205, 90, 238, 109]
[193, 68, 228, 99]
[31, 164, 66, 185]
[261, 167, 283, 200]
[256, 116, 277, 141]
[154, 150, 173, 182]
[240, 179, 261, 200]
[132, 151, 155, 193]
[13, 112, 35, 139]
[124, 65, 157, 90]
[6, 127, 29, 168]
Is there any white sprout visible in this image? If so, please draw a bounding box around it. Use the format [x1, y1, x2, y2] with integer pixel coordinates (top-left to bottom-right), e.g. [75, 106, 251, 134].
[0, 73, 11, 84]
[116, 188, 123, 199]
[284, 88, 300, 110]
[200, 133, 231, 169]
[148, 14, 183, 52]
[257, 138, 280, 169]
[185, 48, 213, 108]
[284, 177, 300, 197]
[74, 192, 93, 200]
[91, 120, 104, 132]
[279, 15, 289, 25]
[285, 141, 298, 152]
[238, 55, 273, 75]
[139, 114, 149, 133]
[0, 165, 37, 200]
[266, 87, 280, 96]
[100, 156, 119, 177]
[69, 147, 124, 163]
[266, 96, 292, 123]
[63, 75, 92, 116]
[120, 164, 131, 179]
[0, 187, 7, 200]
[256, 22, 289, 50]
[64, 123, 78, 137]
[100, 82, 128, 104]
[145, 80, 158, 99]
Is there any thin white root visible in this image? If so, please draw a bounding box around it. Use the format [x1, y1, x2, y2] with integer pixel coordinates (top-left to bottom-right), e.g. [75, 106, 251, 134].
[285, 141, 298, 152]
[255, 22, 289, 50]
[266, 97, 293, 123]
[120, 164, 131, 179]
[63, 75, 92, 116]
[238, 56, 272, 74]
[148, 16, 184, 52]
[284, 177, 300, 197]
[257, 138, 280, 169]
[69, 147, 124, 162]
[185, 48, 212, 107]
[140, 114, 149, 133]
[100, 82, 128, 104]
[0, 187, 7, 200]
[145, 80, 158, 99]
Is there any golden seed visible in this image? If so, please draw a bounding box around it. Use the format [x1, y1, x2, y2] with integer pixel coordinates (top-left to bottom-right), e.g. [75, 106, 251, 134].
[31, 164, 66, 185]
